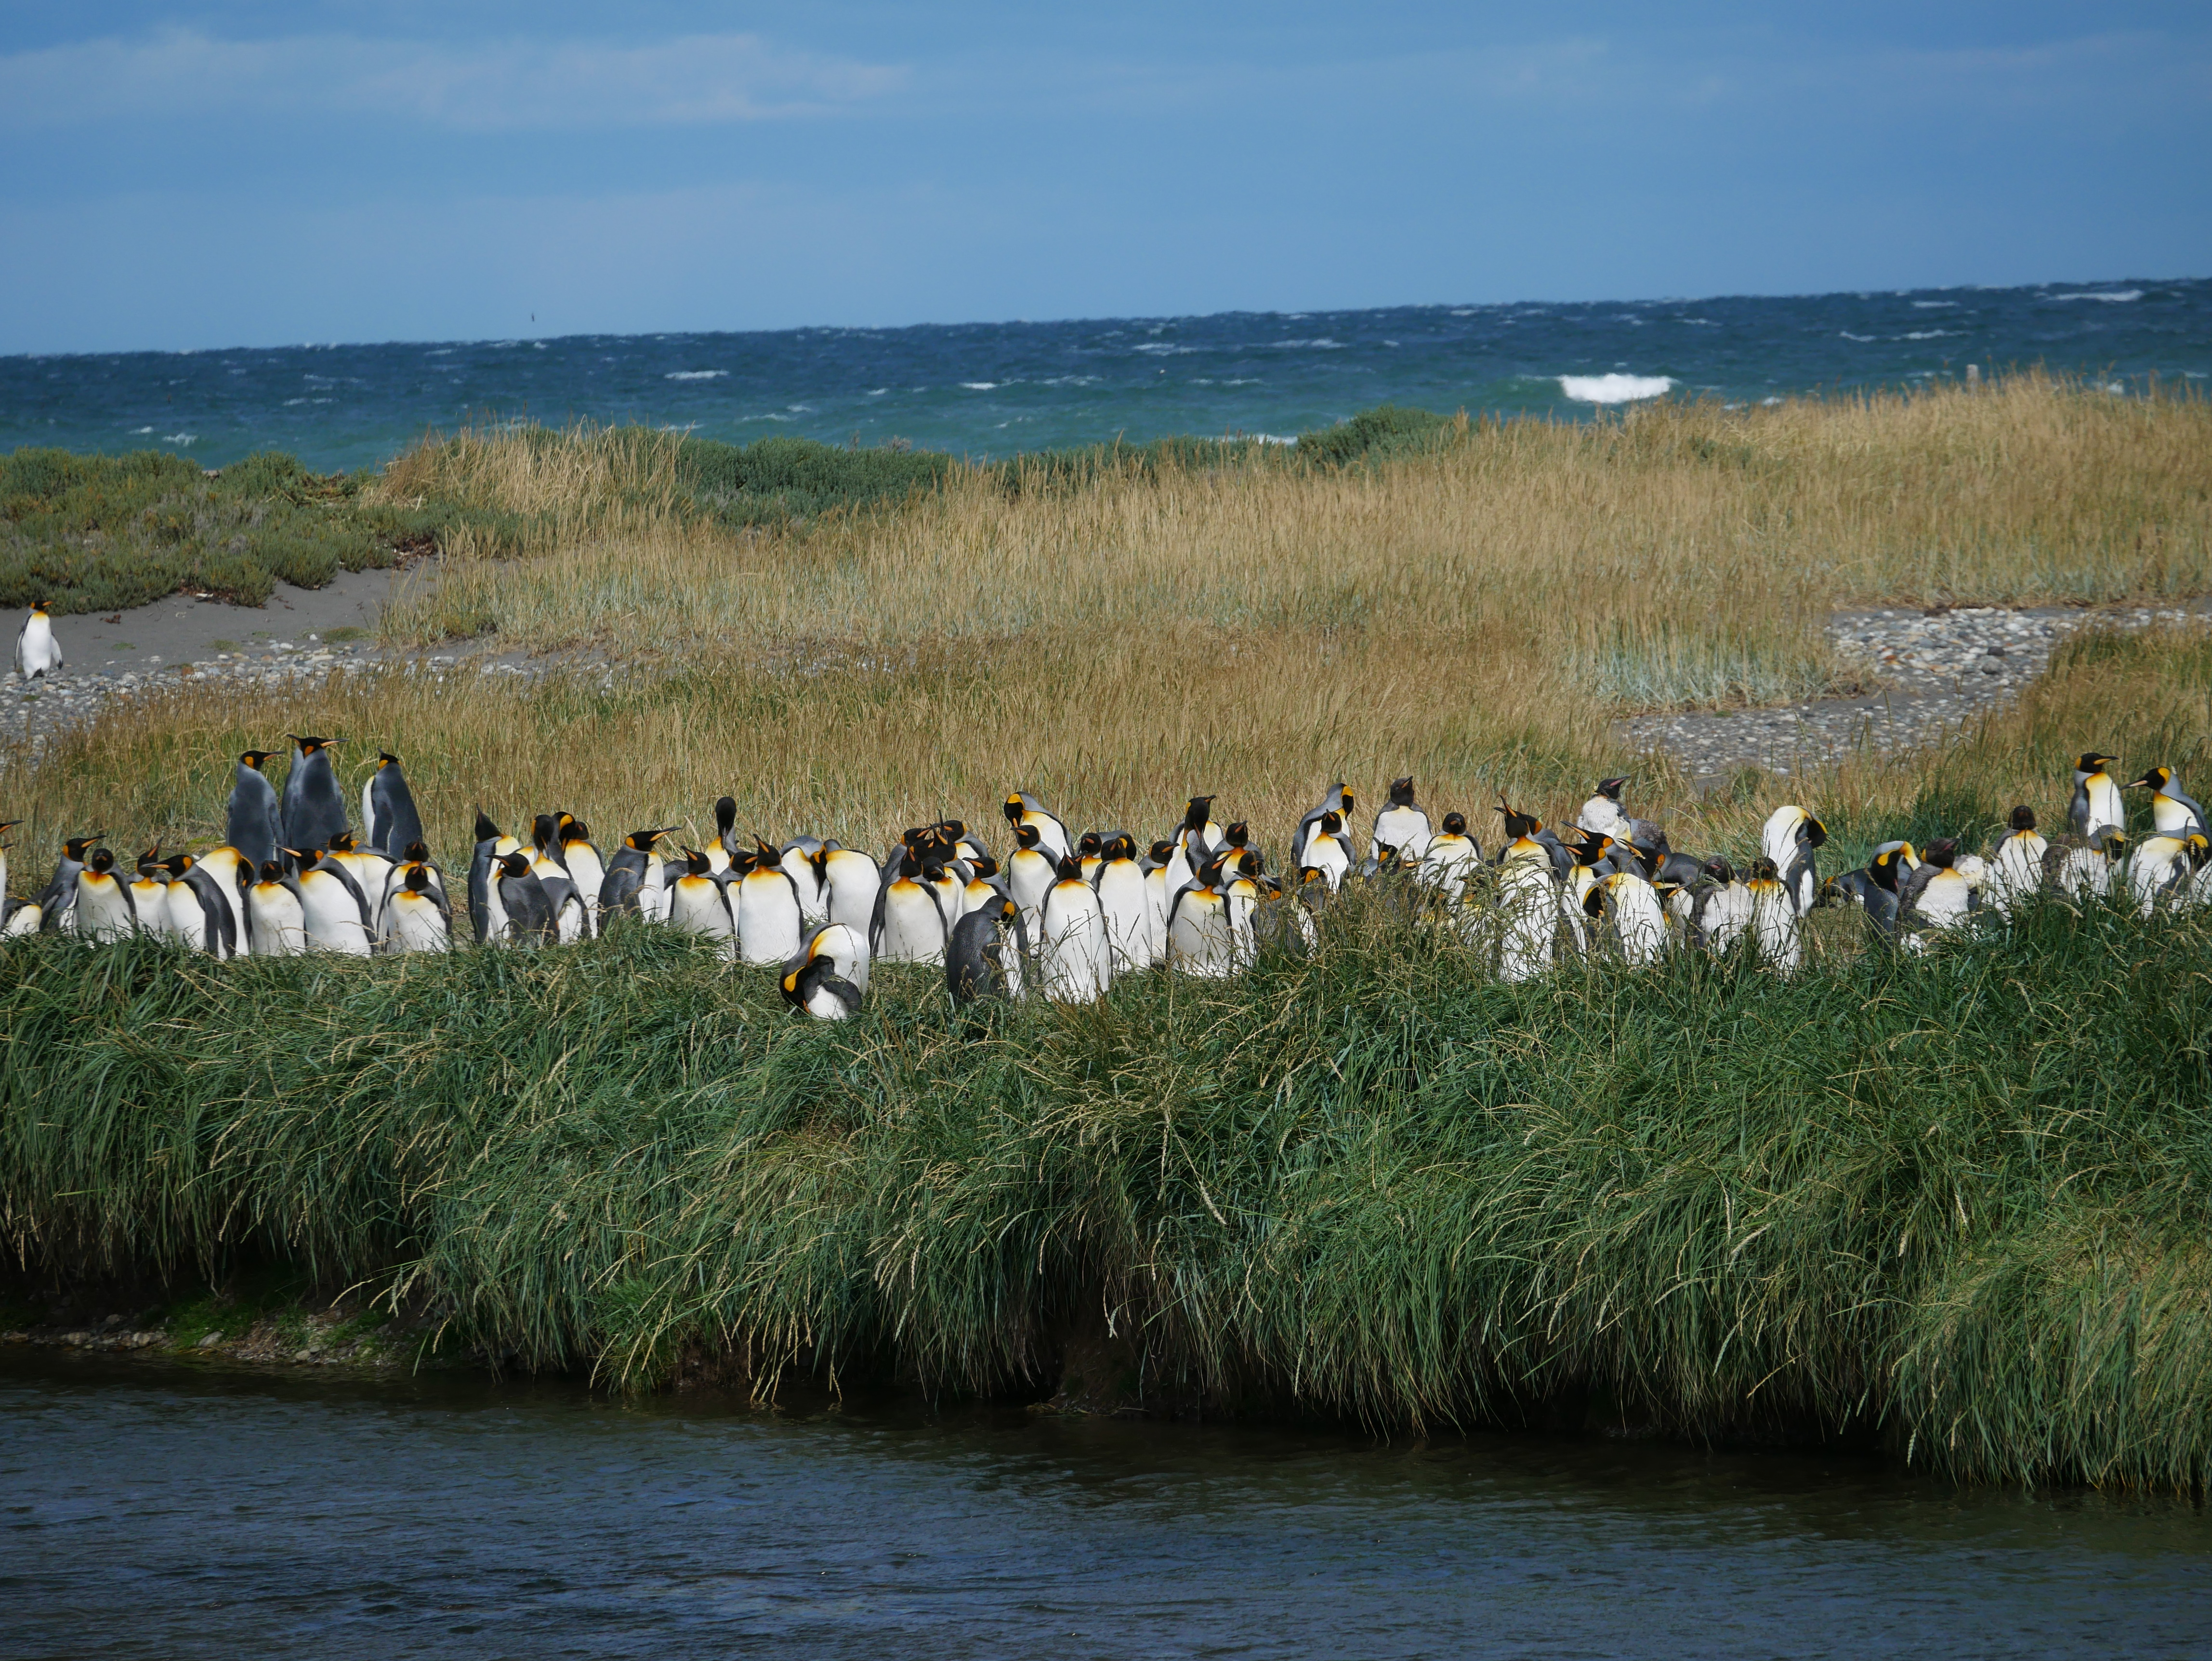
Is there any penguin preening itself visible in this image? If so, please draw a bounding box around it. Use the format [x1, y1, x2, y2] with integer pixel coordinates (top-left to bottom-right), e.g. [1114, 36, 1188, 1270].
[1576, 777, 1633, 842]
[1002, 792, 1070, 861]
[280, 735, 351, 856]
[1371, 777, 1432, 863]
[15, 602, 62, 679]
[1761, 804, 1828, 917]
[360, 752, 425, 858]
[36, 832, 105, 934]
[2070, 753, 2125, 839]
[781, 923, 868, 1019]
[704, 796, 741, 874]
[2127, 766, 2207, 838]
[227, 751, 284, 870]
[948, 896, 1027, 1005]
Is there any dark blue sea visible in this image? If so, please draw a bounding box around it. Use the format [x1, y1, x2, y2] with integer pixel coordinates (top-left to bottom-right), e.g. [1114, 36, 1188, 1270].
[3, 277, 2206, 474]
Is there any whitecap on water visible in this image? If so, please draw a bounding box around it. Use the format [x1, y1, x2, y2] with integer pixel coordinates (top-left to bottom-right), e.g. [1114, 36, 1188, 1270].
[1839, 332, 1876, 342]
[1901, 330, 1958, 340]
[1557, 373, 1674, 404]
[2049, 290, 2143, 303]
[665, 370, 726, 381]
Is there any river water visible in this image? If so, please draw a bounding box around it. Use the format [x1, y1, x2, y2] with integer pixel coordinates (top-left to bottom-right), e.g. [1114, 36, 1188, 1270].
[2, 1348, 2205, 1659]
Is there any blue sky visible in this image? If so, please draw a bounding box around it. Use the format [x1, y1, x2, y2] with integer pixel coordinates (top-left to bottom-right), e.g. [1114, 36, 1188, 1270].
[3, 3, 2207, 353]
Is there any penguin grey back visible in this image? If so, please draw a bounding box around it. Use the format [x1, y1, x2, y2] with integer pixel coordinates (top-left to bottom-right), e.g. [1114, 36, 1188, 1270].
[280, 735, 350, 854]
[227, 751, 282, 869]
[362, 753, 425, 857]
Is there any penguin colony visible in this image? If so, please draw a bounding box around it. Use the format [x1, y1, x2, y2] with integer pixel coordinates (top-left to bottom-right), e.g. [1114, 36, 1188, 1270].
[6, 733, 2207, 1019]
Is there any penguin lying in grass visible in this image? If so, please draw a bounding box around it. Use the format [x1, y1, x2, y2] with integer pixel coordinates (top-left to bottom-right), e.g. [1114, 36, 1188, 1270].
[781, 923, 868, 1019]
[2127, 831, 2211, 917]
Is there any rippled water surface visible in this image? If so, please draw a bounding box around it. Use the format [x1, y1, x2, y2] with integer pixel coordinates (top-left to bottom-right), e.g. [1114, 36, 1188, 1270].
[4, 278, 2206, 472]
[2, 1348, 2206, 1659]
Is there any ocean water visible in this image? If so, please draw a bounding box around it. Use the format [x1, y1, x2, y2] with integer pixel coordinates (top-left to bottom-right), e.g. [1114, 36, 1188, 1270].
[3, 277, 2206, 475]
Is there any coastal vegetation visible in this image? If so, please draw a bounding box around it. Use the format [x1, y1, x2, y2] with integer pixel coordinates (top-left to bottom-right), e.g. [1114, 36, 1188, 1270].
[4, 376, 2211, 1486]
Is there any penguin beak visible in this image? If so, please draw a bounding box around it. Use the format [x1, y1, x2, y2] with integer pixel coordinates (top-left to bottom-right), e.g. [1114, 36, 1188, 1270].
[2125, 770, 2162, 790]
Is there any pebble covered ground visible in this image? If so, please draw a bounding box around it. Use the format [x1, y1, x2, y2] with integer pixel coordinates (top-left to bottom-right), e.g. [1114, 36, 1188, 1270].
[1622, 601, 2212, 782]
[8, 599, 2211, 775]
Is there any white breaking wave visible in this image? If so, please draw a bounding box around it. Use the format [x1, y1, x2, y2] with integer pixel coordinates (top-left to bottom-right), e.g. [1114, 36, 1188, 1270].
[1268, 338, 1344, 349]
[1839, 331, 1876, 342]
[1902, 330, 1958, 340]
[1912, 300, 1958, 309]
[960, 382, 1000, 390]
[162, 433, 197, 445]
[130, 425, 153, 434]
[1132, 343, 1200, 355]
[1557, 373, 1674, 404]
[2049, 290, 2143, 303]
[665, 369, 726, 381]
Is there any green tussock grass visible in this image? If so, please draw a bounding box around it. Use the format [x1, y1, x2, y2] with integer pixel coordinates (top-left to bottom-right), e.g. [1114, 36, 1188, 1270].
[4, 893, 2209, 1488]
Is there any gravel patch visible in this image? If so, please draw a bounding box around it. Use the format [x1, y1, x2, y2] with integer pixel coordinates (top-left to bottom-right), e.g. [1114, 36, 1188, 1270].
[1622, 601, 2212, 782]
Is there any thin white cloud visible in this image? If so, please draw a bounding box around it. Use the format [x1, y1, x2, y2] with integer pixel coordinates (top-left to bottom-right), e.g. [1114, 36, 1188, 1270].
[0, 27, 907, 130]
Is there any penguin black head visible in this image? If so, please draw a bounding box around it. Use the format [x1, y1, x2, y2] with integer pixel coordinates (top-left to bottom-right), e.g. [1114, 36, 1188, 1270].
[682, 847, 711, 877]
[1596, 777, 1628, 802]
[1702, 857, 1736, 884]
[1571, 833, 1613, 868]
[30, 600, 49, 616]
[1146, 838, 1174, 866]
[1494, 798, 1540, 840]
[257, 859, 286, 883]
[2076, 752, 2117, 776]
[714, 797, 737, 835]
[1196, 852, 1229, 889]
[532, 814, 559, 851]
[403, 866, 434, 895]
[1387, 777, 1416, 807]
[2008, 805, 2037, 832]
[1077, 830, 1103, 859]
[1002, 795, 1025, 827]
[1800, 813, 1829, 849]
[1318, 809, 1343, 836]
[403, 840, 432, 863]
[1748, 857, 1780, 883]
[1869, 844, 1908, 892]
[281, 847, 316, 871]
[1220, 821, 1250, 849]
[83, 848, 116, 876]
[377, 751, 400, 770]
[1182, 795, 1215, 831]
[1924, 838, 1960, 869]
[968, 853, 1001, 880]
[163, 852, 196, 877]
[327, 830, 356, 854]
[1232, 848, 1264, 878]
[135, 844, 163, 878]
[240, 750, 275, 771]
[289, 734, 335, 756]
[1441, 812, 1467, 837]
[726, 847, 759, 878]
[1014, 823, 1043, 851]
[2126, 766, 2172, 791]
[753, 837, 780, 865]
[1375, 842, 1401, 868]
[1053, 854, 1083, 882]
[894, 846, 922, 880]
[474, 809, 500, 844]
[63, 833, 106, 861]
[496, 851, 534, 879]
[628, 827, 675, 853]
[565, 820, 591, 845]
[937, 818, 967, 841]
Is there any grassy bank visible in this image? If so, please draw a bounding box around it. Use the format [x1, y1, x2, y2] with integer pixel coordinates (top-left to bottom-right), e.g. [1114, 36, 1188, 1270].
[4, 885, 2209, 1487]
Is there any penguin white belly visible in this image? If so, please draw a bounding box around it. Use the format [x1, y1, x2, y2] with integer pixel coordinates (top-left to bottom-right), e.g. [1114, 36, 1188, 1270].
[1305, 838, 1349, 893]
[1167, 891, 1235, 978]
[778, 852, 828, 927]
[803, 982, 854, 1019]
[75, 877, 136, 943]
[1023, 813, 1071, 861]
[552, 891, 586, 945]
[1703, 883, 1753, 954]
[1040, 884, 1111, 1001]
[876, 885, 946, 964]
[387, 893, 452, 953]
[1988, 834, 2047, 915]
[2129, 843, 2187, 917]
[131, 880, 174, 936]
[1490, 859, 1556, 982]
[566, 848, 608, 933]
[16, 613, 61, 677]
[823, 857, 879, 934]
[297, 872, 372, 954]
[1577, 799, 1631, 840]
[737, 877, 803, 966]
[249, 887, 308, 956]
[1095, 866, 1154, 970]
[1006, 854, 1056, 941]
[1417, 838, 1479, 899]
[164, 883, 209, 951]
[669, 880, 737, 958]
[1611, 879, 1672, 966]
[1141, 870, 1171, 962]
[2, 903, 40, 937]
[1373, 806, 1431, 862]
[2086, 777, 2125, 837]
[1749, 886, 1800, 973]
[639, 863, 672, 924]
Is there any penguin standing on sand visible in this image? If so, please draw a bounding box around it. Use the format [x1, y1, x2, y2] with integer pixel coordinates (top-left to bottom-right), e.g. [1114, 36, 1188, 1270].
[359, 752, 425, 857]
[780, 923, 868, 1020]
[227, 751, 283, 870]
[948, 897, 1027, 1004]
[1987, 808, 2049, 916]
[243, 858, 308, 955]
[1039, 852, 1111, 1001]
[2070, 753, 2125, 839]
[1761, 804, 1828, 917]
[600, 827, 676, 921]
[385, 865, 453, 952]
[35, 833, 105, 934]
[1371, 778, 1432, 863]
[14, 602, 62, 679]
[2127, 766, 2207, 837]
[279, 735, 350, 854]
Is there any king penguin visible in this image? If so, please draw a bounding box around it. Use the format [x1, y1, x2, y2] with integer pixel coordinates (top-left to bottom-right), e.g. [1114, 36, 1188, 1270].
[1742, 857, 1802, 974]
[161, 853, 237, 958]
[1039, 852, 1111, 1000]
[243, 858, 308, 956]
[1165, 853, 1237, 978]
[2126, 766, 2207, 838]
[468, 810, 522, 944]
[948, 896, 1027, 1005]
[1577, 777, 1633, 842]
[128, 846, 172, 936]
[1001, 791, 1071, 861]
[1761, 804, 1828, 917]
[190, 845, 254, 951]
[662, 847, 734, 956]
[1093, 832, 1153, 971]
[815, 844, 882, 936]
[778, 837, 831, 927]
[1416, 812, 1481, 900]
[496, 850, 562, 947]
[1371, 777, 1433, 863]
[360, 752, 425, 858]
[1302, 809, 1354, 892]
[36, 833, 105, 935]
[72, 847, 137, 942]
[385, 864, 453, 953]
[2126, 831, 2209, 918]
[324, 830, 393, 941]
[737, 838, 805, 966]
[554, 816, 606, 937]
[869, 848, 948, 965]
[2070, 753, 2125, 839]
[280, 735, 350, 855]
[1490, 817, 1562, 981]
[14, 601, 62, 680]
[600, 827, 677, 922]
[289, 846, 375, 954]
[1005, 822, 1058, 943]
[1293, 783, 1355, 869]
[781, 923, 868, 1019]
[227, 751, 283, 870]
[1686, 857, 1752, 954]
[1900, 838, 1978, 949]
